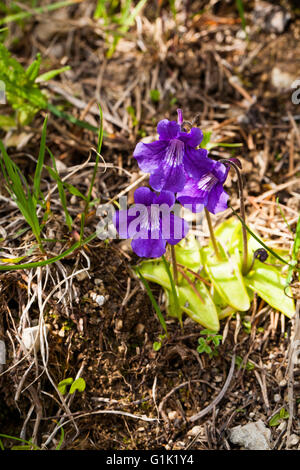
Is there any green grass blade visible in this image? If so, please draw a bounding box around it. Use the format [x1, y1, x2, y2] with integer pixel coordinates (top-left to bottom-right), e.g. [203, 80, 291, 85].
[106, 0, 148, 57]
[25, 53, 41, 82]
[47, 103, 99, 133]
[0, 231, 97, 271]
[276, 197, 293, 234]
[36, 66, 70, 83]
[55, 427, 64, 450]
[80, 104, 104, 241]
[94, 0, 107, 19]
[61, 181, 87, 202]
[230, 206, 292, 267]
[0, 1, 80, 26]
[235, 0, 248, 38]
[46, 149, 73, 231]
[121, 0, 148, 29]
[33, 115, 48, 206]
[0, 140, 41, 242]
[0, 434, 39, 450]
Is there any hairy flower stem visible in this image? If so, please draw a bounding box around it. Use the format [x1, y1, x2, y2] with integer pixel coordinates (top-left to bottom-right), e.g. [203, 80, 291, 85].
[170, 244, 178, 285]
[205, 208, 221, 260]
[220, 159, 248, 275]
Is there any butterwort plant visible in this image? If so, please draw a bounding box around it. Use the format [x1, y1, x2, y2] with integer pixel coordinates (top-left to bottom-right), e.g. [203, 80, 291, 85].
[113, 109, 295, 333]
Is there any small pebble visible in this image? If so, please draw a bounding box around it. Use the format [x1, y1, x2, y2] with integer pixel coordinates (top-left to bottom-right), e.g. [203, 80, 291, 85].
[90, 292, 106, 306]
[22, 325, 49, 351]
[176, 441, 185, 448]
[274, 394, 281, 403]
[135, 323, 145, 335]
[0, 340, 6, 364]
[76, 271, 89, 281]
[168, 411, 178, 421]
[214, 375, 223, 383]
[58, 328, 65, 338]
[288, 434, 299, 447]
[95, 295, 106, 306]
[187, 425, 202, 437]
[115, 319, 123, 331]
[278, 421, 287, 432]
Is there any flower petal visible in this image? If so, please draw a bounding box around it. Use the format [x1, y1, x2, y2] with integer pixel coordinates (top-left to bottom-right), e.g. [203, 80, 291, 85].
[149, 160, 186, 192]
[113, 209, 137, 239]
[211, 160, 230, 183]
[133, 140, 168, 173]
[206, 182, 229, 214]
[133, 186, 155, 205]
[177, 185, 205, 213]
[154, 190, 175, 208]
[179, 127, 204, 148]
[177, 177, 202, 200]
[183, 147, 208, 178]
[165, 213, 190, 245]
[131, 237, 166, 258]
[157, 119, 180, 140]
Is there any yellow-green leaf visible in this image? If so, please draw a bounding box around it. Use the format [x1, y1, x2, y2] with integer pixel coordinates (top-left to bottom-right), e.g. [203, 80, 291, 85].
[201, 244, 250, 312]
[166, 280, 219, 331]
[245, 264, 295, 318]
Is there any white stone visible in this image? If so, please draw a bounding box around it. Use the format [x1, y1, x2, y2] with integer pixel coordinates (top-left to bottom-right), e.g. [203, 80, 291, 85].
[214, 375, 223, 383]
[271, 68, 296, 91]
[279, 379, 287, 387]
[187, 425, 203, 437]
[95, 295, 106, 306]
[135, 323, 145, 335]
[228, 420, 271, 450]
[288, 434, 299, 447]
[0, 340, 6, 364]
[22, 325, 49, 352]
[115, 319, 123, 331]
[76, 270, 89, 281]
[168, 411, 178, 421]
[278, 421, 286, 432]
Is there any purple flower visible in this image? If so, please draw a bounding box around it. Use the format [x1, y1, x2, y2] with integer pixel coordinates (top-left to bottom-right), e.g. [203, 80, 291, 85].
[177, 157, 229, 214]
[133, 110, 208, 193]
[113, 187, 189, 258]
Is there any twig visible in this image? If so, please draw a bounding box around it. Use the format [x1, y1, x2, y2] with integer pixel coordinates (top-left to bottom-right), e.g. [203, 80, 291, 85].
[188, 353, 236, 422]
[286, 300, 300, 448]
[158, 380, 208, 422]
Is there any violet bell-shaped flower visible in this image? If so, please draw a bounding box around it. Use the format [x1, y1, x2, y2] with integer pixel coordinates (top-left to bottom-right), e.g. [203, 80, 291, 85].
[177, 156, 230, 214]
[133, 110, 208, 193]
[113, 187, 189, 258]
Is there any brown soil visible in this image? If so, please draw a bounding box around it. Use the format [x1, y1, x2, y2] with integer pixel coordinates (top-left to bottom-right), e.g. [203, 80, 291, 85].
[0, 0, 299, 451]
